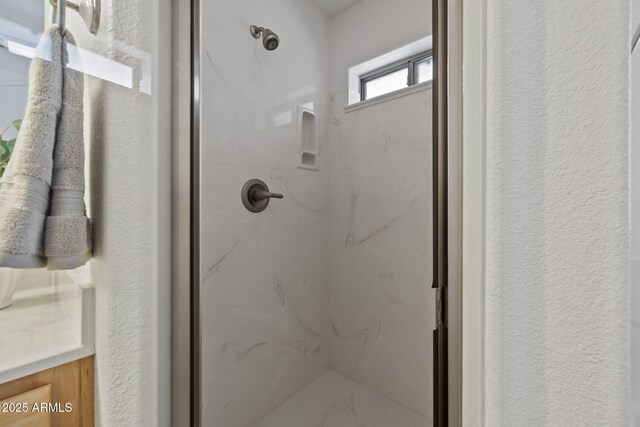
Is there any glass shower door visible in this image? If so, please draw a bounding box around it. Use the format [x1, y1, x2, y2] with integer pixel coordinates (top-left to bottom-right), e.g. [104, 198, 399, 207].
[199, 1, 434, 425]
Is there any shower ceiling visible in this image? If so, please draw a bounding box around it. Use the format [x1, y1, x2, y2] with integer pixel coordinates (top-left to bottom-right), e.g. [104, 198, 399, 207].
[307, 0, 364, 18]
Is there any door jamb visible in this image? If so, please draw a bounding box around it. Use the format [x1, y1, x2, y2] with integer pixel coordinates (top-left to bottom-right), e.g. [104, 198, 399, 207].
[461, 0, 487, 425]
[446, 0, 464, 425]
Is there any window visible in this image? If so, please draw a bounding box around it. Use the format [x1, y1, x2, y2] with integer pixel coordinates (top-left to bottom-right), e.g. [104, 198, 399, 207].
[360, 51, 432, 101]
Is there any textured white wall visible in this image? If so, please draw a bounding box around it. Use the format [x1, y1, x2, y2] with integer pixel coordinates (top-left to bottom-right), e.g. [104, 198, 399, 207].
[484, 1, 630, 425]
[631, 0, 640, 424]
[66, 0, 172, 426]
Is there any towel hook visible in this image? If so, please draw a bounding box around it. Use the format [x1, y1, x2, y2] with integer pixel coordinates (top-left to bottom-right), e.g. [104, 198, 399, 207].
[56, 0, 65, 32]
[49, 0, 100, 35]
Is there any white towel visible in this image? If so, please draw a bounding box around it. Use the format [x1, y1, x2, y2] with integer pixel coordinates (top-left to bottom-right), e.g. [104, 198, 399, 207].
[0, 26, 91, 269]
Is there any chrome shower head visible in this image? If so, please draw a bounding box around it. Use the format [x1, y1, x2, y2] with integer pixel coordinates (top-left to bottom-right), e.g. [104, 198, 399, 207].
[250, 25, 280, 51]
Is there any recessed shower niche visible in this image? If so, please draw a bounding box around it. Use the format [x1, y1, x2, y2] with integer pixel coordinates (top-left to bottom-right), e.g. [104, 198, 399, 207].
[297, 106, 318, 171]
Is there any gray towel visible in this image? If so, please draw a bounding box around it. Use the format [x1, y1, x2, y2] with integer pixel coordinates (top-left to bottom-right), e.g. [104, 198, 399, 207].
[0, 26, 91, 269]
[44, 29, 91, 270]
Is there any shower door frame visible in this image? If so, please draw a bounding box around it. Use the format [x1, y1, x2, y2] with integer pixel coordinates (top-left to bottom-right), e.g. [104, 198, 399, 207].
[172, 0, 199, 425]
[435, 0, 463, 425]
[171, 0, 463, 425]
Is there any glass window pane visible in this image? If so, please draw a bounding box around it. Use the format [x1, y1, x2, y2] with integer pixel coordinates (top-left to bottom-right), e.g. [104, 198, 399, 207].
[363, 67, 408, 100]
[414, 57, 433, 83]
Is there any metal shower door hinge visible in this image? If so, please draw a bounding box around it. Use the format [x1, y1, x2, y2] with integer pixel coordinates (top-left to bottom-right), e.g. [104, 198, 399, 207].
[436, 287, 446, 327]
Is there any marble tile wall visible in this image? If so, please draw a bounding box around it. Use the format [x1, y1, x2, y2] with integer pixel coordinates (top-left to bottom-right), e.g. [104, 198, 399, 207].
[326, 0, 433, 419]
[200, 1, 332, 426]
[327, 88, 434, 419]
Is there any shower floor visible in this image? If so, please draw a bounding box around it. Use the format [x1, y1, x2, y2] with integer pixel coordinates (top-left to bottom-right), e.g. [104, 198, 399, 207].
[254, 370, 430, 427]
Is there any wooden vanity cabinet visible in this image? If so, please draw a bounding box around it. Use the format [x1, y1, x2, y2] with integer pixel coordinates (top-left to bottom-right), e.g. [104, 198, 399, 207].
[0, 356, 94, 427]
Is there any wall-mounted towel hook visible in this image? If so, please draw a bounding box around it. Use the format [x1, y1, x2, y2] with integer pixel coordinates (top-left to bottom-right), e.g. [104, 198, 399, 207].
[49, 0, 100, 35]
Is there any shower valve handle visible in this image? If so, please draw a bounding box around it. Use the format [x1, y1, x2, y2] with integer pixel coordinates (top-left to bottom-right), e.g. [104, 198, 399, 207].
[251, 189, 283, 201]
[241, 179, 283, 213]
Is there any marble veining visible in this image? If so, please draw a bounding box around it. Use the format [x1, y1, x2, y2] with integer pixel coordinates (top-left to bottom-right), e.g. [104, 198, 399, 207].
[376, 134, 428, 153]
[255, 370, 430, 427]
[231, 279, 324, 362]
[200, 0, 433, 424]
[317, 392, 363, 426]
[345, 187, 418, 247]
[271, 167, 330, 214]
[330, 316, 381, 379]
[201, 3, 332, 424]
[328, 87, 433, 417]
[202, 221, 257, 281]
[381, 291, 411, 309]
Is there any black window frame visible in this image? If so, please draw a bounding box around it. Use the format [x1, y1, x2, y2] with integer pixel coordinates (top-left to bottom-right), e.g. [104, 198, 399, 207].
[359, 50, 433, 102]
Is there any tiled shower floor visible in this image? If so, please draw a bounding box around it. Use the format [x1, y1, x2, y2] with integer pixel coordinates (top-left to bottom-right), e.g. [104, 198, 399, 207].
[254, 370, 430, 427]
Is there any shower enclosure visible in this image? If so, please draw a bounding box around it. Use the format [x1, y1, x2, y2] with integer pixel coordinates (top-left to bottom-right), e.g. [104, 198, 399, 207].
[174, 0, 459, 425]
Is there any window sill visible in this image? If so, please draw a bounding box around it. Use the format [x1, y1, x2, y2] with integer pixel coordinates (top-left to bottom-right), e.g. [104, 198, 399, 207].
[344, 81, 432, 114]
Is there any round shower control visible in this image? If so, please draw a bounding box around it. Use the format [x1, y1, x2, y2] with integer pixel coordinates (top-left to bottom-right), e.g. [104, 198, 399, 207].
[241, 179, 283, 213]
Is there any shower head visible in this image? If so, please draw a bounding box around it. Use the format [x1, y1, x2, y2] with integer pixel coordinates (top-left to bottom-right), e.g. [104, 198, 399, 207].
[250, 25, 280, 51]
